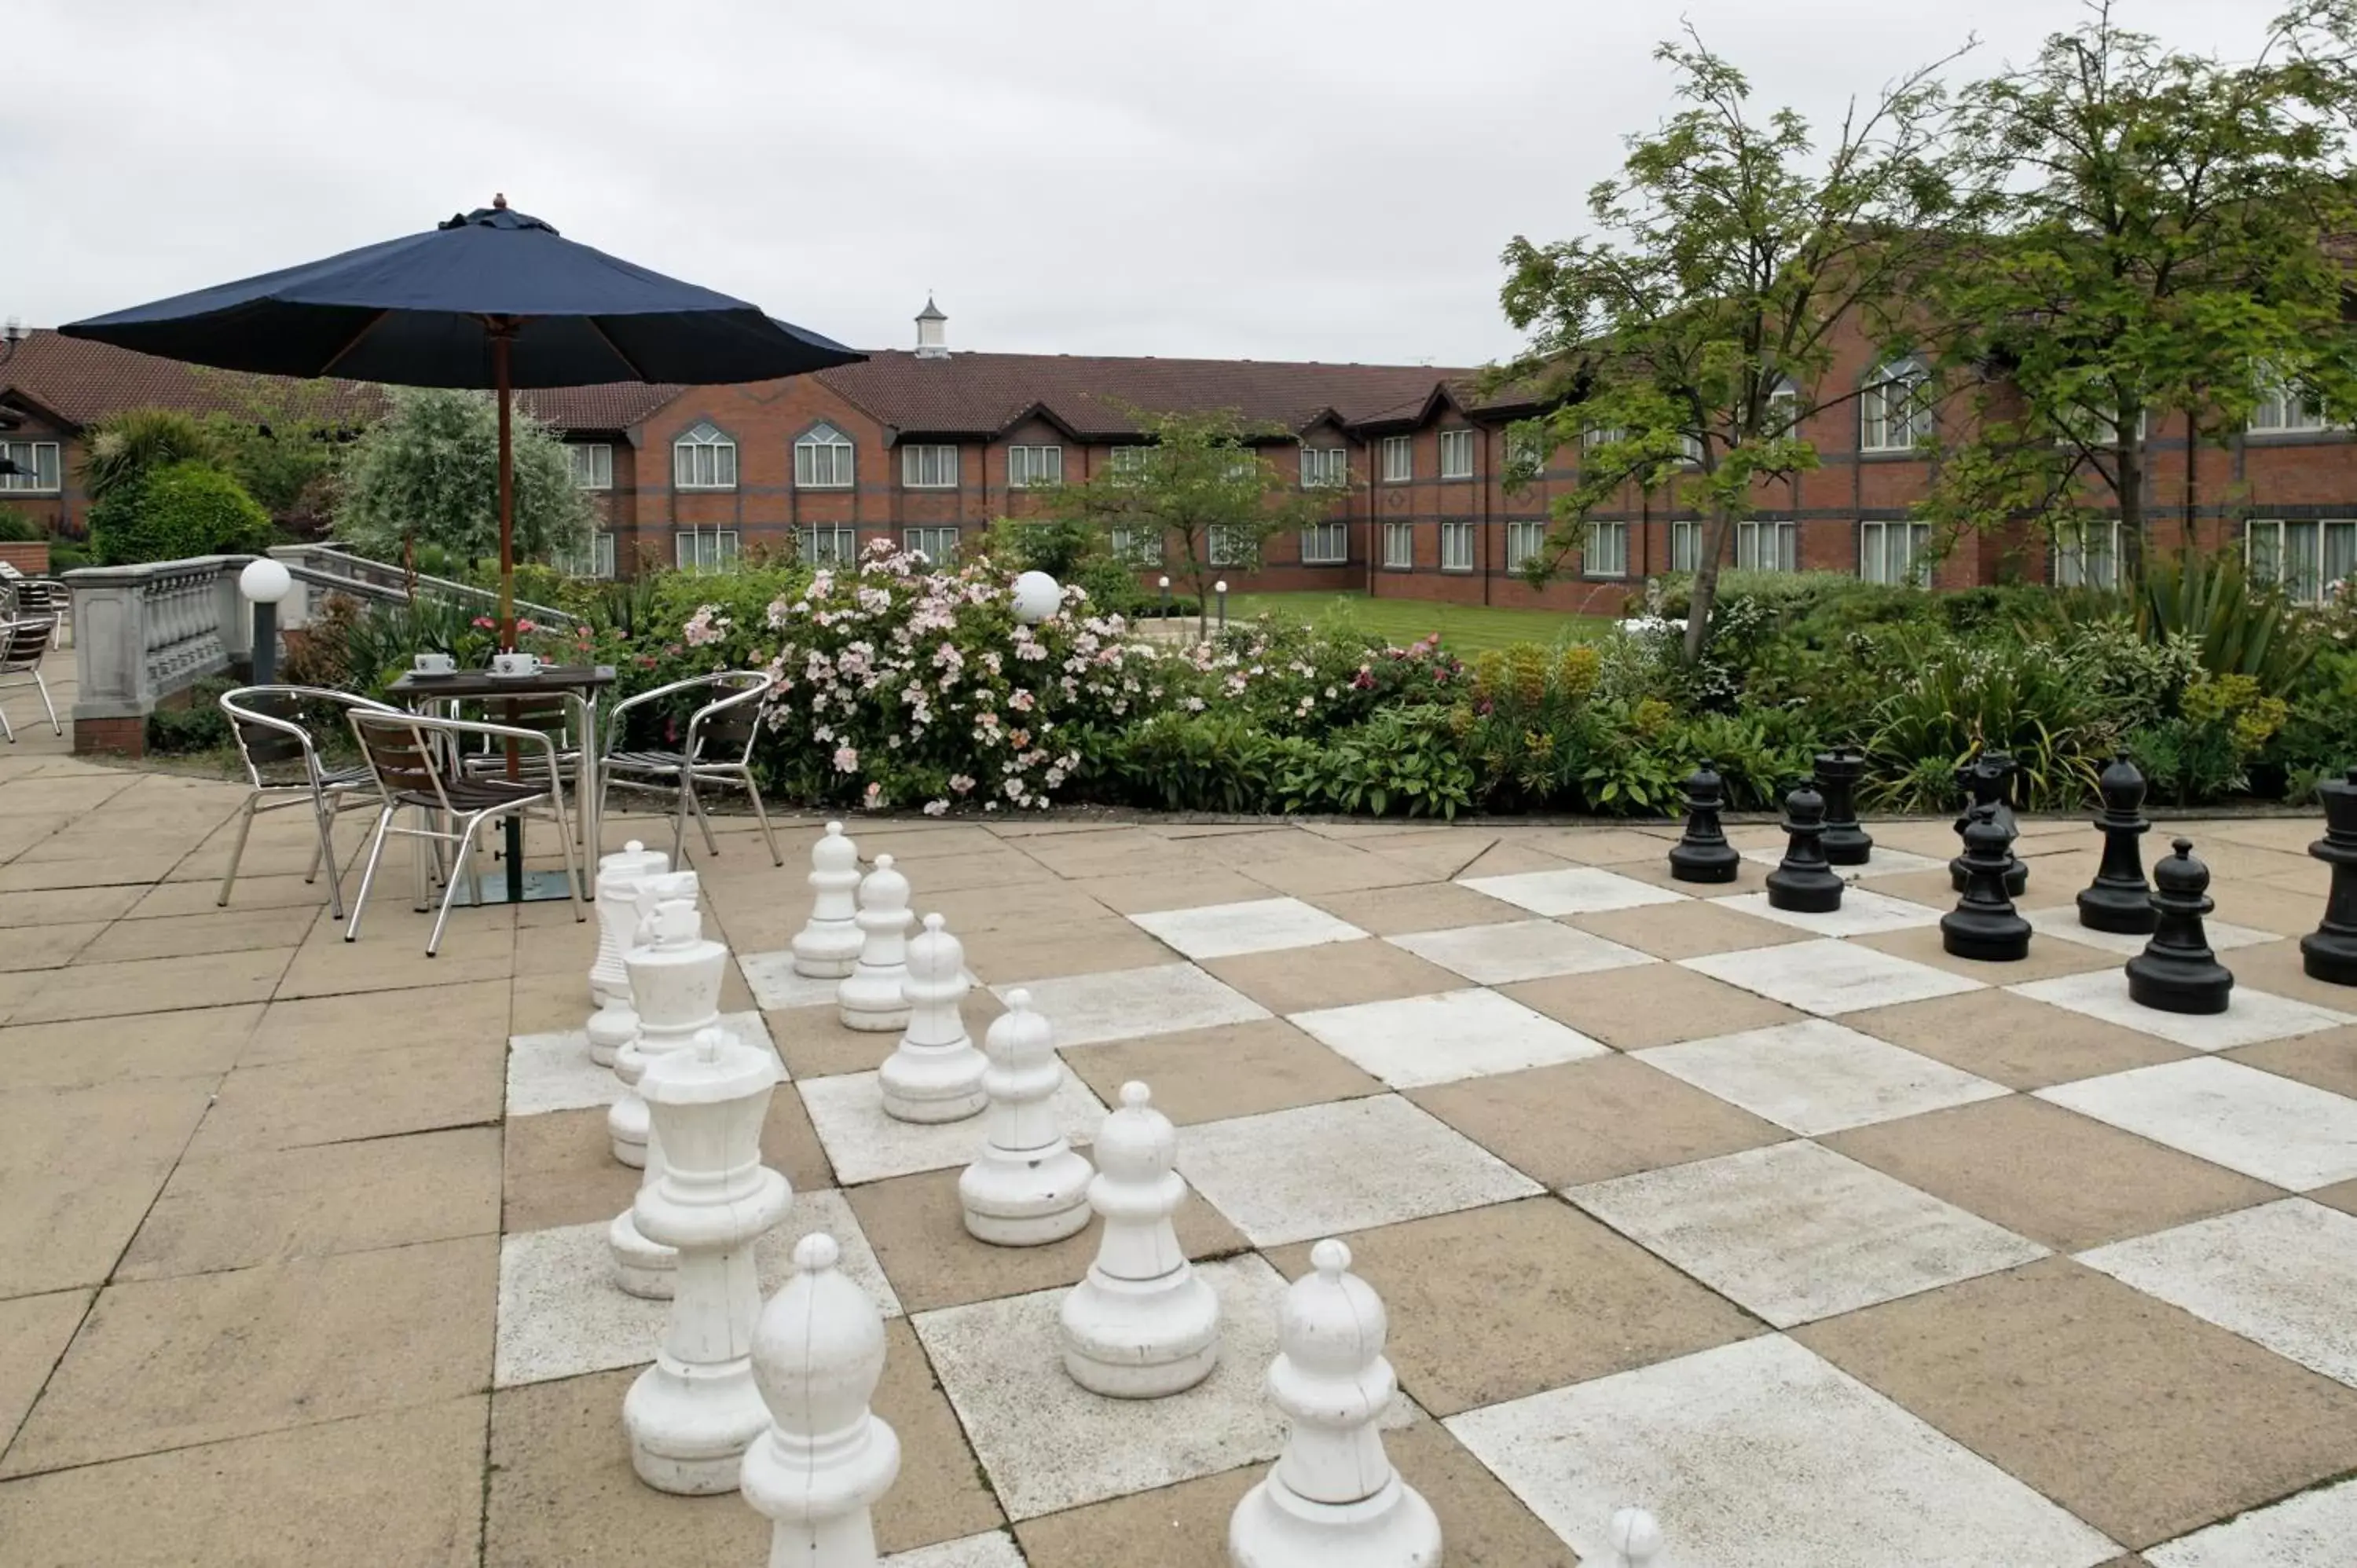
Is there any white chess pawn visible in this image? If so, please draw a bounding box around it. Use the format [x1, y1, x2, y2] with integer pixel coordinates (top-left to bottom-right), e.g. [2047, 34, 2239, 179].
[741, 1233, 902, 1566]
[1607, 1506, 1662, 1567]
[878, 914, 988, 1123]
[838, 854, 914, 1033]
[587, 841, 669, 1067]
[792, 822, 865, 980]
[958, 988, 1094, 1246]
[609, 883, 726, 1299]
[1060, 1082, 1220, 1398]
[624, 1025, 793, 1494]
[1227, 1239, 1442, 1567]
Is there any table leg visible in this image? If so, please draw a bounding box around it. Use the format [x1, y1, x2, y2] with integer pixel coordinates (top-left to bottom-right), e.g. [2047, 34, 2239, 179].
[504, 815, 526, 903]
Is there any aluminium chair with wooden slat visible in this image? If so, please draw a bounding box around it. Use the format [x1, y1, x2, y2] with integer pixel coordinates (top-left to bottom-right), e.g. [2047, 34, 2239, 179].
[596, 670, 781, 866]
[217, 686, 398, 918]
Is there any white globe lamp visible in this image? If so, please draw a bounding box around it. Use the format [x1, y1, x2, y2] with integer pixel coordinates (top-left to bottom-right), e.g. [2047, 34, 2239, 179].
[1010, 570, 1061, 626]
[239, 556, 294, 686]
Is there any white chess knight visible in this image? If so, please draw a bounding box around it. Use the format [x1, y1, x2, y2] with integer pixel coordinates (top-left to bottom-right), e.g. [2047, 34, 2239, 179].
[791, 822, 864, 980]
[587, 841, 669, 1068]
[1605, 1507, 1662, 1567]
[609, 879, 726, 1299]
[1228, 1239, 1442, 1567]
[624, 1025, 793, 1494]
[1059, 1082, 1221, 1398]
[838, 854, 915, 1033]
[958, 988, 1094, 1246]
[877, 914, 988, 1123]
[741, 1233, 902, 1567]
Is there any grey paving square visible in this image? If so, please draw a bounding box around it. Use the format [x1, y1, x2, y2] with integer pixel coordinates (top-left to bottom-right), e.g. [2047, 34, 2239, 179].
[2011, 969, 2354, 1052]
[797, 1068, 1109, 1185]
[1127, 896, 1368, 960]
[506, 1010, 778, 1116]
[1458, 866, 1688, 917]
[986, 962, 1270, 1047]
[1637, 1018, 2009, 1135]
[2037, 1058, 2357, 1191]
[1714, 887, 1945, 937]
[1682, 939, 1984, 1017]
[1385, 919, 1655, 985]
[1288, 986, 1609, 1089]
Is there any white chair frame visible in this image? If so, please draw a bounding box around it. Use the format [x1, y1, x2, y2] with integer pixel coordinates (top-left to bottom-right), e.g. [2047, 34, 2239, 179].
[218, 685, 398, 919]
[597, 670, 781, 866]
[0, 617, 60, 742]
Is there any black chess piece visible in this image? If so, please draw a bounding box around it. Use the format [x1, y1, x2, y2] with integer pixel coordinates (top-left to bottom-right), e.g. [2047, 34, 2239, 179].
[1950, 753, 2028, 898]
[1766, 786, 1845, 914]
[1942, 803, 2031, 961]
[1815, 750, 1873, 866]
[1668, 760, 1742, 884]
[2301, 766, 2357, 986]
[2077, 754, 2159, 935]
[2125, 839, 2235, 1015]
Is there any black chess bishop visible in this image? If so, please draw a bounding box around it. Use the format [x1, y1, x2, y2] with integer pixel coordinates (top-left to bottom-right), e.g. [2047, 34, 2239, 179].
[2077, 754, 2158, 935]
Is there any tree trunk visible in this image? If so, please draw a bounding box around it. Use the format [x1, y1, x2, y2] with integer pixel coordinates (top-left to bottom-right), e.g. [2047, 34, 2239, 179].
[1681, 503, 1737, 663]
[2118, 430, 2145, 587]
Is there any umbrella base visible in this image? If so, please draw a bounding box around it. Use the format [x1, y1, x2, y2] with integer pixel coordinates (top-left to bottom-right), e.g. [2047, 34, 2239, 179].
[470, 869, 581, 905]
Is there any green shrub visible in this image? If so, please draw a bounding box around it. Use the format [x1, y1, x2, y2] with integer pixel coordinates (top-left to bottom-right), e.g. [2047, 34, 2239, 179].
[145, 677, 237, 755]
[1281, 708, 1476, 819]
[90, 460, 275, 566]
[2137, 549, 2312, 695]
[0, 511, 37, 544]
[81, 408, 214, 503]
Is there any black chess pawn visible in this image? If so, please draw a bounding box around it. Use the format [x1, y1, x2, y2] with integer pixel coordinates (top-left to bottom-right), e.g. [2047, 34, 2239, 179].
[1668, 760, 1742, 885]
[1942, 803, 2031, 961]
[1766, 786, 1845, 914]
[2125, 839, 2235, 1015]
[1950, 753, 2028, 897]
[2300, 767, 2357, 986]
[2077, 754, 2158, 935]
[1815, 750, 1874, 866]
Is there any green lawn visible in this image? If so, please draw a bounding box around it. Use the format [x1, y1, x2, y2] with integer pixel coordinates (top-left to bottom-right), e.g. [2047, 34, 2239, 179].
[1218, 592, 1617, 653]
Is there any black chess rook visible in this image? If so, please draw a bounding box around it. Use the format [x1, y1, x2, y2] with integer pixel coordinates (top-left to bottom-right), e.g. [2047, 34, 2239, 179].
[1815, 749, 1874, 866]
[2125, 838, 2234, 1015]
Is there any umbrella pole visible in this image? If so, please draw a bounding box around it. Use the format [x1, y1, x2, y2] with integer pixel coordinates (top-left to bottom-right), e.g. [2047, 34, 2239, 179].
[495, 328, 515, 652]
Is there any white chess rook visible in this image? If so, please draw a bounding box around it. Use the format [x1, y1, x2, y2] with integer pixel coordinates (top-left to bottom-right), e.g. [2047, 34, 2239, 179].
[742, 1233, 902, 1568]
[1060, 1082, 1220, 1398]
[878, 914, 988, 1123]
[608, 877, 722, 1298]
[1228, 1239, 1442, 1567]
[625, 1025, 792, 1494]
[1606, 1506, 1662, 1567]
[959, 988, 1094, 1246]
[588, 841, 669, 1067]
[792, 822, 865, 980]
[838, 854, 914, 1033]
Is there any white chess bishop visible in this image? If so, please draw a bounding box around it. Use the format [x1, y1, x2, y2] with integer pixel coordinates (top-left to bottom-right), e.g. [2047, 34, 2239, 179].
[958, 989, 1094, 1246]
[587, 841, 669, 1068]
[1228, 1239, 1442, 1567]
[623, 1025, 792, 1494]
[838, 854, 914, 1033]
[792, 822, 865, 980]
[741, 1233, 902, 1568]
[1059, 1082, 1220, 1398]
[878, 914, 988, 1123]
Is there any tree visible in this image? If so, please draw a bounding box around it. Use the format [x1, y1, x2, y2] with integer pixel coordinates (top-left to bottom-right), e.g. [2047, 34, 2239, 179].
[79, 408, 214, 502]
[1494, 26, 1973, 661]
[332, 387, 591, 571]
[90, 460, 273, 566]
[1031, 407, 1336, 636]
[1921, 0, 2357, 585]
[195, 370, 351, 537]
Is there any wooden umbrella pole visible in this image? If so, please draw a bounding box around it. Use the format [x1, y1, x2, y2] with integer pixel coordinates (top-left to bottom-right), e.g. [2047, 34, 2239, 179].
[494, 326, 516, 652]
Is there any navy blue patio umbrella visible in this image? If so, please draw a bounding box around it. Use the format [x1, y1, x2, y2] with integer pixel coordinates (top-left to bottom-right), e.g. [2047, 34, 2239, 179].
[61, 195, 864, 639]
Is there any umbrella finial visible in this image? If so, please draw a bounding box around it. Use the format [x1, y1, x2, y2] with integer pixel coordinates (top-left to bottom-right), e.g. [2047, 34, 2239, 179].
[493, 192, 508, 210]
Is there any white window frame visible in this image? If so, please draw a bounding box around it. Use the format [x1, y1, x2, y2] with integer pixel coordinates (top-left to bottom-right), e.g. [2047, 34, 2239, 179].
[900, 443, 959, 489]
[1736, 518, 1798, 573]
[1860, 518, 1932, 587]
[672, 423, 737, 490]
[2250, 383, 2331, 435]
[1670, 518, 1705, 573]
[1299, 521, 1347, 565]
[0, 440, 61, 493]
[2055, 408, 2150, 449]
[1765, 379, 1800, 440]
[1505, 519, 1547, 572]
[1584, 519, 1629, 577]
[566, 443, 612, 491]
[2247, 518, 2357, 603]
[1439, 429, 1475, 480]
[1111, 525, 1164, 566]
[1109, 445, 1150, 482]
[1207, 524, 1252, 569]
[1299, 445, 1349, 489]
[1440, 520, 1475, 573]
[794, 525, 857, 566]
[903, 525, 958, 565]
[1383, 520, 1414, 570]
[1506, 430, 1548, 478]
[559, 530, 617, 578]
[1860, 359, 1930, 452]
[2055, 520, 2123, 589]
[1582, 423, 1623, 449]
[1380, 435, 1413, 483]
[1007, 445, 1064, 488]
[674, 527, 741, 570]
[794, 423, 855, 489]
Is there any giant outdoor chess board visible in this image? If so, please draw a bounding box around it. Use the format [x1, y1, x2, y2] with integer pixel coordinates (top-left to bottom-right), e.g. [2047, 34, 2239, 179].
[493, 813, 2357, 1566]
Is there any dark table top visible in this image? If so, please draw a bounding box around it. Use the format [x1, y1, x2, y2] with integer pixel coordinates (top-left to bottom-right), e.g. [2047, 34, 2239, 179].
[387, 664, 618, 699]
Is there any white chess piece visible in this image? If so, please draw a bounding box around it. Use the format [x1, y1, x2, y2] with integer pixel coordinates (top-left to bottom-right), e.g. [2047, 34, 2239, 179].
[588, 841, 669, 1067]
[1606, 1506, 1662, 1567]
[609, 881, 724, 1299]
[878, 914, 988, 1123]
[837, 854, 914, 1033]
[624, 1025, 792, 1494]
[1059, 1082, 1220, 1398]
[792, 822, 865, 980]
[741, 1233, 902, 1566]
[1227, 1238, 1442, 1567]
[607, 870, 711, 1168]
[958, 988, 1094, 1246]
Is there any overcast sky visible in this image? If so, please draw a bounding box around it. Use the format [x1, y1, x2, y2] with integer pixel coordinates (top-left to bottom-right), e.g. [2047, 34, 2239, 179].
[0, 0, 2289, 372]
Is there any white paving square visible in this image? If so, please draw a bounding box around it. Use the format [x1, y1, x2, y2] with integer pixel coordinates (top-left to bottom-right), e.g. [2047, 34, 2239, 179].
[1743, 845, 1948, 880]
[1713, 887, 1945, 938]
[2146, 1475, 2357, 1567]
[2077, 1200, 2357, 1388]
[797, 1068, 1109, 1185]
[741, 947, 979, 1009]
[987, 962, 1270, 1047]
[1127, 896, 1368, 960]
[493, 1189, 900, 1387]
[1288, 987, 1610, 1089]
[912, 1254, 1413, 1519]
[1178, 1094, 1542, 1246]
[2009, 969, 2353, 1052]
[1384, 919, 1655, 985]
[1681, 939, 1984, 1017]
[2022, 903, 2279, 959]
[1446, 1334, 2119, 1568]
[2036, 1057, 2357, 1191]
[505, 1010, 778, 1117]
[1637, 1018, 2009, 1136]
[1568, 1139, 2047, 1328]
[882, 1533, 1026, 1568]
[1457, 866, 1687, 917]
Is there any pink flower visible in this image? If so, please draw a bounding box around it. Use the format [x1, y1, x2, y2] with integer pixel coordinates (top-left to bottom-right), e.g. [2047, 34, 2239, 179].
[1008, 689, 1035, 712]
[832, 746, 859, 773]
[472, 615, 496, 630]
[922, 799, 948, 816]
[517, 618, 538, 634]
[863, 782, 884, 808]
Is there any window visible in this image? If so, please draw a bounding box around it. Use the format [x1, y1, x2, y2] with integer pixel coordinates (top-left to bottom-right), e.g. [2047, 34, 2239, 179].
[1007, 445, 1063, 487]
[1299, 522, 1347, 564]
[1440, 521, 1475, 572]
[2251, 383, 2330, 435]
[1677, 432, 1705, 466]
[1765, 379, 1800, 439]
[1860, 519, 1932, 586]
[673, 423, 737, 489]
[1582, 423, 1623, 448]
[1299, 445, 1349, 488]
[1736, 518, 1798, 572]
[1380, 435, 1413, 482]
[1384, 521, 1414, 569]
[1112, 526, 1164, 566]
[1109, 445, 1150, 482]
[901, 444, 958, 488]
[1505, 519, 1547, 571]
[1584, 520, 1629, 577]
[0, 441, 60, 493]
[567, 443, 612, 491]
[559, 531, 616, 578]
[1223, 451, 1261, 483]
[1506, 429, 1548, 478]
[674, 528, 740, 570]
[2055, 521, 2122, 589]
[1671, 519, 1705, 573]
[794, 526, 856, 566]
[1208, 525, 1251, 568]
[903, 526, 958, 565]
[2247, 518, 2357, 603]
[1439, 429, 1475, 479]
[794, 423, 854, 489]
[1860, 359, 1930, 452]
[2055, 408, 2149, 448]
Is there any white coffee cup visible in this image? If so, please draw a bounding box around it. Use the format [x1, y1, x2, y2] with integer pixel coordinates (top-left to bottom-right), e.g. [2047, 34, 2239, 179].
[492, 651, 540, 677]
[413, 652, 456, 675]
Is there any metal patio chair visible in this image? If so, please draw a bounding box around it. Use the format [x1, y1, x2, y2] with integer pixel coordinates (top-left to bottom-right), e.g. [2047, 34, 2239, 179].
[0, 616, 60, 742]
[346, 708, 586, 955]
[218, 686, 398, 918]
[597, 670, 781, 866]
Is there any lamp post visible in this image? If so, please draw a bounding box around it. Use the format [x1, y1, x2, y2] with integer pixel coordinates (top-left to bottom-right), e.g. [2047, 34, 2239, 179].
[1157, 575, 1171, 622]
[1214, 580, 1229, 631]
[238, 556, 293, 687]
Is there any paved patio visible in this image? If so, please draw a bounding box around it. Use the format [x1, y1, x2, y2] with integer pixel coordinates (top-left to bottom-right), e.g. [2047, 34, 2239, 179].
[2, 739, 2355, 1565]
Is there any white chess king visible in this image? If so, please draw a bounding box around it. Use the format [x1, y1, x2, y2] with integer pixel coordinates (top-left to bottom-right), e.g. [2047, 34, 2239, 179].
[958, 988, 1094, 1246]
[878, 914, 988, 1123]
[838, 854, 914, 1033]
[1059, 1082, 1220, 1398]
[587, 841, 669, 1068]
[791, 822, 864, 980]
